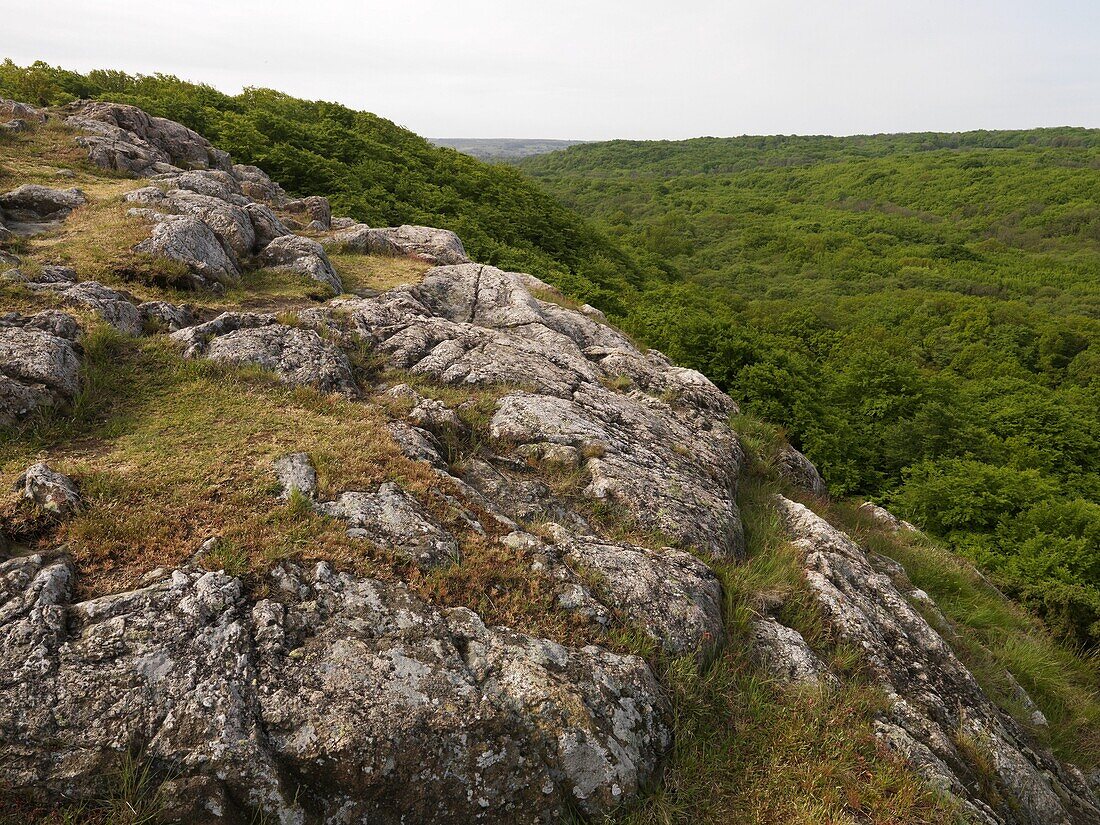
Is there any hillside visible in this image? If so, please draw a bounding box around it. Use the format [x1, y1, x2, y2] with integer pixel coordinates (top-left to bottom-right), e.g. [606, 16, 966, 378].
[429, 138, 588, 161]
[0, 65, 1098, 824]
[520, 132, 1100, 650]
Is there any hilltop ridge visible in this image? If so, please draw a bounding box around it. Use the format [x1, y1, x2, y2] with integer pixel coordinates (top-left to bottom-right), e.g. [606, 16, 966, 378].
[0, 73, 1098, 824]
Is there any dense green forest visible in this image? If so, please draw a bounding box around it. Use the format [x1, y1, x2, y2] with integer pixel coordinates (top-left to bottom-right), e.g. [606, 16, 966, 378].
[2, 61, 1097, 651]
[521, 136, 1100, 648]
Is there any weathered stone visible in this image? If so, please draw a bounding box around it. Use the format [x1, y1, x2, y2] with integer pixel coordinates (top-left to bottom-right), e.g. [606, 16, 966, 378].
[243, 202, 291, 249]
[859, 501, 918, 533]
[67, 101, 231, 175]
[194, 323, 357, 396]
[138, 300, 196, 333]
[231, 164, 289, 207]
[550, 526, 725, 658]
[14, 462, 81, 516]
[272, 453, 318, 500]
[0, 310, 80, 341]
[0, 185, 85, 230]
[0, 326, 81, 425]
[256, 235, 342, 295]
[776, 444, 827, 497]
[286, 195, 331, 229]
[133, 213, 241, 289]
[0, 98, 46, 123]
[777, 496, 1100, 824]
[332, 223, 469, 264]
[751, 616, 835, 687]
[318, 482, 459, 565]
[31, 280, 143, 336]
[0, 556, 669, 822]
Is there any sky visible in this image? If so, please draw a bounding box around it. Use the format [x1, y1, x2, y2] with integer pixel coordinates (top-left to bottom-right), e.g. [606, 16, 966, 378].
[4, 0, 1100, 140]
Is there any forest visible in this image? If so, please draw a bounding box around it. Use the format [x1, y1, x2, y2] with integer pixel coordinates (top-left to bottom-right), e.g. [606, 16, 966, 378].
[2, 60, 1098, 650]
[521, 134, 1100, 649]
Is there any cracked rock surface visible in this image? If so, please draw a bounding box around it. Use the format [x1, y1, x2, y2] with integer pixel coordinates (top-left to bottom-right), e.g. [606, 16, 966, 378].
[777, 496, 1100, 825]
[0, 555, 669, 823]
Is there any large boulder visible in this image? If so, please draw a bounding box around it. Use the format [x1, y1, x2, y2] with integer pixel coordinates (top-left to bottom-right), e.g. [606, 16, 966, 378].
[67, 101, 231, 175]
[256, 235, 342, 296]
[0, 185, 85, 220]
[0, 326, 81, 426]
[332, 223, 470, 265]
[0, 556, 670, 823]
[133, 213, 241, 289]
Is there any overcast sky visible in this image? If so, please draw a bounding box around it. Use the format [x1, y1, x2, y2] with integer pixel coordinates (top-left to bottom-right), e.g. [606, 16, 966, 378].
[5, 0, 1099, 140]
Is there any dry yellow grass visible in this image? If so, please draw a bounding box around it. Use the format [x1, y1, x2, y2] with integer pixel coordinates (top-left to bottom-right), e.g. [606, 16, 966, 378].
[329, 251, 432, 292]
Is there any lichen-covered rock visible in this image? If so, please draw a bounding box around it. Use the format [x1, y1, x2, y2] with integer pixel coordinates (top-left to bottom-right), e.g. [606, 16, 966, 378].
[173, 316, 357, 396]
[317, 482, 459, 565]
[0, 185, 85, 235]
[232, 164, 289, 207]
[333, 223, 470, 264]
[776, 444, 827, 497]
[0, 309, 80, 341]
[67, 101, 231, 175]
[133, 212, 241, 289]
[256, 235, 342, 296]
[272, 452, 318, 500]
[31, 280, 143, 335]
[776, 496, 1100, 824]
[138, 300, 196, 333]
[0, 184, 85, 220]
[548, 526, 725, 658]
[301, 263, 744, 557]
[244, 202, 291, 249]
[0, 98, 46, 123]
[859, 501, 918, 533]
[14, 462, 82, 516]
[0, 556, 669, 823]
[0, 325, 81, 425]
[751, 616, 835, 687]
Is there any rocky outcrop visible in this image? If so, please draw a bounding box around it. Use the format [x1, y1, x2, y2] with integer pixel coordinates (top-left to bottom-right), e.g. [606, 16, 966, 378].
[777, 496, 1100, 825]
[0, 554, 669, 823]
[256, 235, 342, 296]
[67, 100, 232, 175]
[301, 263, 744, 558]
[330, 223, 470, 265]
[0, 184, 85, 235]
[170, 312, 357, 395]
[318, 482, 460, 566]
[0, 323, 81, 426]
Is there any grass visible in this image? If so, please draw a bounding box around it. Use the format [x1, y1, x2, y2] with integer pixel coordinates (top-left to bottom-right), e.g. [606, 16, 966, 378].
[0, 751, 163, 825]
[609, 473, 962, 825]
[327, 250, 431, 292]
[805, 493, 1100, 769]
